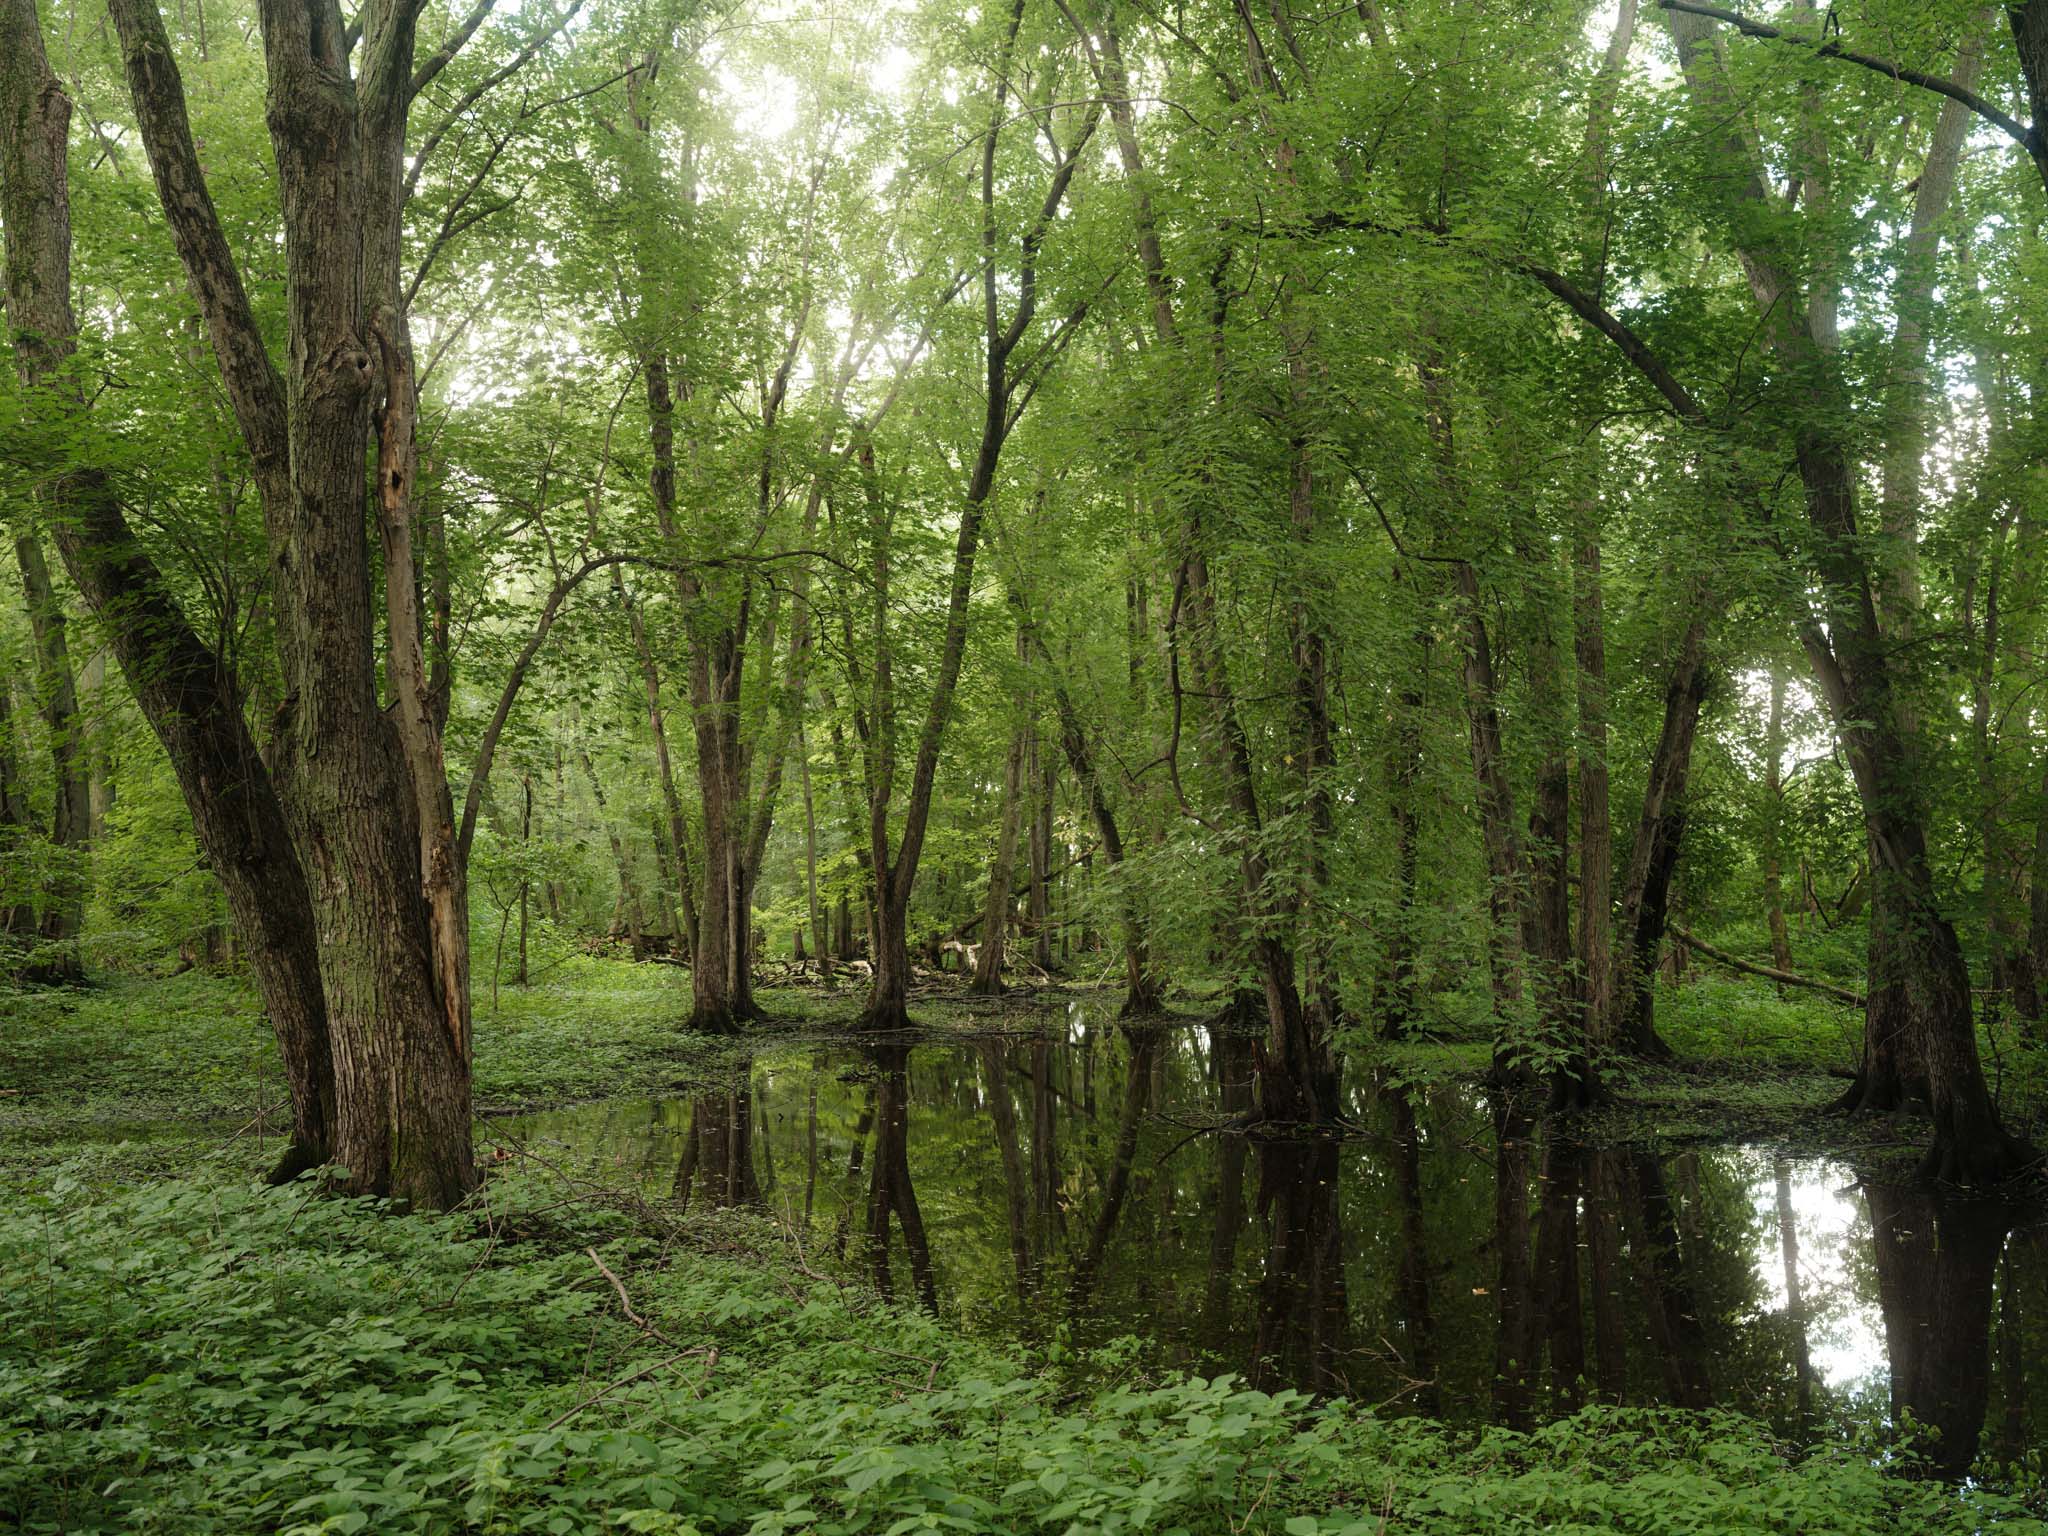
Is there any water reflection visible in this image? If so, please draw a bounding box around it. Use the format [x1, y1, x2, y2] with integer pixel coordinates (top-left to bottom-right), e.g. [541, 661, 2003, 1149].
[496, 1018, 2045, 1472]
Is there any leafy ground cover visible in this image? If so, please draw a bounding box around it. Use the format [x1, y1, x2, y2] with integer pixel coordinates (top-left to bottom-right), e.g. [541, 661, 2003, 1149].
[6, 965, 2047, 1533]
[5, 1162, 2043, 1536]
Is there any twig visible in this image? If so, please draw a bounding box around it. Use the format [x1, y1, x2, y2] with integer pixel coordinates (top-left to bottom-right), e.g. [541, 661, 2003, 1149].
[586, 1246, 680, 1348]
[542, 1346, 714, 1431]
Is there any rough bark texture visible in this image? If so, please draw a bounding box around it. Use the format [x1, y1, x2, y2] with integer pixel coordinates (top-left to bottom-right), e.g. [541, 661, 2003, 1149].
[109, 0, 475, 1207]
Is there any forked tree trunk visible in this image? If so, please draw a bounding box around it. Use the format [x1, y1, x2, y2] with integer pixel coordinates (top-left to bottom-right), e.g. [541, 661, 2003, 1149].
[107, 0, 474, 1208]
[1, 0, 338, 1176]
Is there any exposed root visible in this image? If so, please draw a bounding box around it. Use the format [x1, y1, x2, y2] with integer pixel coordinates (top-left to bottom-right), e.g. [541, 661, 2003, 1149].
[263, 1138, 325, 1187]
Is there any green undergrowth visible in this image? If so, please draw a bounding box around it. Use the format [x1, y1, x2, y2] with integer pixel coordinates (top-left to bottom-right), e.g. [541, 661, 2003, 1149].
[4, 1164, 2041, 1536]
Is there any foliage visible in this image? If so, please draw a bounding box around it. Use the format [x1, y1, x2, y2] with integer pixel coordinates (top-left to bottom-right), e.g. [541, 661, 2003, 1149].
[3, 1167, 2041, 1536]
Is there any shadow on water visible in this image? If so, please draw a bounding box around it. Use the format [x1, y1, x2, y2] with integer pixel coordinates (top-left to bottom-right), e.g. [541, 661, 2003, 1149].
[497, 1011, 2048, 1474]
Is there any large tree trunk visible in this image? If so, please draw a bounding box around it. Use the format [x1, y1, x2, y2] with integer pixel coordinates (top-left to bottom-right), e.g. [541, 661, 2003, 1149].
[1665, 1, 2030, 1186]
[1, 0, 335, 1175]
[107, 0, 474, 1208]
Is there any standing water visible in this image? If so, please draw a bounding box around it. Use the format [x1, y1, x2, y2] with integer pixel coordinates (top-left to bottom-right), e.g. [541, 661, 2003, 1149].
[494, 1014, 2047, 1476]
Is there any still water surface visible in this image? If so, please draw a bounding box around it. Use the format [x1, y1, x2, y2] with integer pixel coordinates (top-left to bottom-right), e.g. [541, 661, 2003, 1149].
[495, 1012, 2047, 1475]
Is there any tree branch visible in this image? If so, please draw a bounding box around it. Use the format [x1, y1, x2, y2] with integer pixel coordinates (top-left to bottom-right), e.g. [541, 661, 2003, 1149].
[1657, 0, 2036, 154]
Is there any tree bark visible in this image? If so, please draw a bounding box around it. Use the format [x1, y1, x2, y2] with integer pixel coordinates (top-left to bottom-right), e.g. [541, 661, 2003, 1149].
[11, 531, 88, 979]
[969, 723, 1027, 994]
[1616, 615, 1709, 1057]
[1, 0, 336, 1176]
[109, 0, 475, 1207]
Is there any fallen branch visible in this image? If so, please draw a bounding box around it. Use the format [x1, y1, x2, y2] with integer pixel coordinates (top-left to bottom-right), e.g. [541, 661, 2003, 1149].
[541, 1346, 715, 1431]
[586, 1246, 681, 1348]
[1669, 924, 1866, 1009]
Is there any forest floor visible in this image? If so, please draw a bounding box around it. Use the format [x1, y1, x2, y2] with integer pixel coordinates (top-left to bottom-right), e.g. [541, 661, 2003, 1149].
[5, 955, 2043, 1177]
[4, 960, 2046, 1533]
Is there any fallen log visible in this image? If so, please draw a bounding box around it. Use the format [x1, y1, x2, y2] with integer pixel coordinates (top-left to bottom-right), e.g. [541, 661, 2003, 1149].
[1668, 924, 1866, 1009]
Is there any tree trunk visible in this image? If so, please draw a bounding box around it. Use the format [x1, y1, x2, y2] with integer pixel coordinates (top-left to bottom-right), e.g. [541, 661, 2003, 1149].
[1616, 616, 1710, 1058]
[1029, 727, 1054, 971]
[969, 725, 1027, 995]
[1762, 671, 1796, 972]
[1, 0, 336, 1177]
[109, 0, 474, 1208]
[13, 531, 89, 980]
[515, 775, 531, 986]
[1035, 638, 1164, 1015]
[798, 714, 831, 982]
[579, 745, 646, 957]
[1575, 541, 1614, 1048]
[1379, 600, 1429, 1040]
[1665, 0, 2031, 1185]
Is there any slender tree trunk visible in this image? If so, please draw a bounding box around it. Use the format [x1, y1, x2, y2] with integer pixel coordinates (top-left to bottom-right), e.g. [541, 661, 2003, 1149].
[0, 681, 34, 945]
[13, 532, 89, 979]
[1575, 542, 1614, 1046]
[1762, 671, 1796, 973]
[579, 745, 646, 957]
[1029, 727, 1054, 971]
[969, 724, 1027, 995]
[1616, 616, 1710, 1058]
[798, 713, 830, 982]
[515, 774, 531, 986]
[609, 553, 700, 962]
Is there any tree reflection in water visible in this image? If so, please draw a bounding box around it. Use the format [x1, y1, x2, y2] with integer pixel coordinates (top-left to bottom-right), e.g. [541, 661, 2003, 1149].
[507, 1024, 2047, 1476]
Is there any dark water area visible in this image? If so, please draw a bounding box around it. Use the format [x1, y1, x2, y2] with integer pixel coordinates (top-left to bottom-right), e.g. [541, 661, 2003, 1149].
[496, 1011, 2048, 1475]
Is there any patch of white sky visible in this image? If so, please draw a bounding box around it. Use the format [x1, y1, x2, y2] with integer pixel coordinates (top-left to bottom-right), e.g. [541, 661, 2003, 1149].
[428, 0, 943, 413]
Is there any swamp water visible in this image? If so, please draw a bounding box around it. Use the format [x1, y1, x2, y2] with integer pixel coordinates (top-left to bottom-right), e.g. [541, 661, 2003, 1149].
[495, 1012, 2048, 1475]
